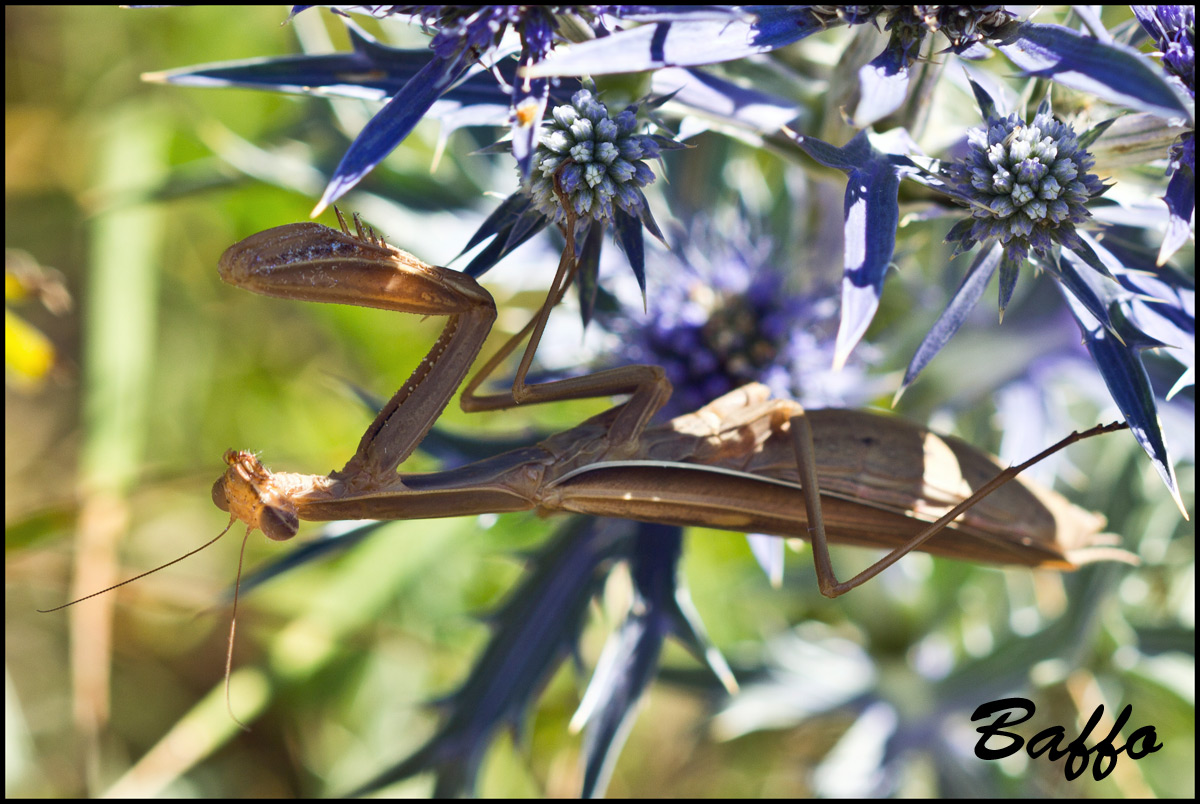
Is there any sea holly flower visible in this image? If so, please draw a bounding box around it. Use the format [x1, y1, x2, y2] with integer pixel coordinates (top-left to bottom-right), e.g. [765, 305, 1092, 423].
[942, 99, 1108, 283]
[527, 6, 1189, 127]
[1132, 5, 1196, 264]
[305, 5, 611, 212]
[915, 85, 1188, 513]
[525, 85, 663, 228]
[593, 215, 872, 417]
[461, 82, 685, 320]
[792, 77, 1190, 511]
[148, 6, 669, 213]
[148, 7, 690, 311]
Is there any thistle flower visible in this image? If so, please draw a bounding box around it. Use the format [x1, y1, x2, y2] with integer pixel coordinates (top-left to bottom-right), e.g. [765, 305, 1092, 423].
[595, 218, 868, 417]
[1132, 4, 1195, 263]
[401, 5, 564, 60]
[525, 85, 662, 226]
[945, 101, 1107, 264]
[816, 4, 1014, 50]
[459, 81, 679, 304]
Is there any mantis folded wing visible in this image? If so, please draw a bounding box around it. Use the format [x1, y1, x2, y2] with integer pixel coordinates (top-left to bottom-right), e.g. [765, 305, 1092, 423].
[210, 210, 1135, 599]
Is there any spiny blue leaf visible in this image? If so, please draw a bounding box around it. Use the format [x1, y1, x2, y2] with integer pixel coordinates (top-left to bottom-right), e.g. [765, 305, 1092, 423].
[577, 221, 605, 328]
[1076, 305, 1184, 515]
[315, 51, 471, 215]
[898, 245, 1000, 399]
[997, 252, 1021, 320]
[792, 130, 905, 369]
[852, 31, 915, 127]
[614, 207, 646, 299]
[995, 21, 1191, 121]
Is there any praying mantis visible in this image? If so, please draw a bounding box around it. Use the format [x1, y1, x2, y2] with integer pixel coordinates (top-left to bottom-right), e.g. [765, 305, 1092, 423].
[42, 207, 1135, 621]
[40, 207, 1136, 730]
[202, 208, 1134, 598]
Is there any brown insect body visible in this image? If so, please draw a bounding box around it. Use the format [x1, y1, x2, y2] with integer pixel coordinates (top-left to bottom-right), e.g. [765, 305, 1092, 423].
[61, 208, 1133, 618]
[204, 213, 1136, 593]
[38, 210, 1139, 736]
[212, 376, 1126, 575]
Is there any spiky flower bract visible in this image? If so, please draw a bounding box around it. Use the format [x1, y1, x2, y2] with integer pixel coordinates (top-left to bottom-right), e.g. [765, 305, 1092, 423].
[1133, 4, 1195, 262]
[401, 5, 563, 60]
[945, 101, 1106, 263]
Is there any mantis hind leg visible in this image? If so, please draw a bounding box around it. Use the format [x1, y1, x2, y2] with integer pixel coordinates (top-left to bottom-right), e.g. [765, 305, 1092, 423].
[786, 410, 1131, 598]
[785, 408, 855, 598]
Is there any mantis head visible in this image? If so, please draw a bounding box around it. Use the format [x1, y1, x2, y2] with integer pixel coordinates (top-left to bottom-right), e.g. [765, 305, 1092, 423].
[212, 450, 300, 542]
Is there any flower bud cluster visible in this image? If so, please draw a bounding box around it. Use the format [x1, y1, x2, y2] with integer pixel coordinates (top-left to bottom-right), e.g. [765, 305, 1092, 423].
[948, 104, 1105, 259]
[526, 87, 660, 225]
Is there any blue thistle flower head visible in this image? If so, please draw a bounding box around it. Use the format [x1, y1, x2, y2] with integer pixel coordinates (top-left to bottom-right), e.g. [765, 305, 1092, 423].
[1134, 4, 1195, 101]
[946, 100, 1107, 262]
[876, 5, 1014, 51]
[403, 5, 567, 61]
[1133, 5, 1195, 186]
[525, 83, 664, 226]
[595, 218, 867, 418]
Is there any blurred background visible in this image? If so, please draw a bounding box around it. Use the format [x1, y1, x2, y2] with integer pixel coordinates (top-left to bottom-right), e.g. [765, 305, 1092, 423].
[6, 6, 1193, 797]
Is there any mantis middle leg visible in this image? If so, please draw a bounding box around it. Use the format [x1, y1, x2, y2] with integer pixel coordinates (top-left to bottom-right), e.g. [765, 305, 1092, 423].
[457, 201, 673, 451]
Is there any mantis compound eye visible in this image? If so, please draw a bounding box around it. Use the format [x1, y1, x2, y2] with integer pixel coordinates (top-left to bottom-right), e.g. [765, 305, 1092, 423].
[259, 503, 299, 542]
[212, 477, 230, 512]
